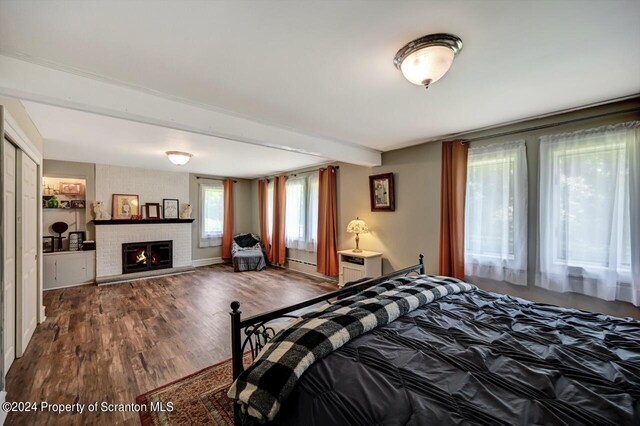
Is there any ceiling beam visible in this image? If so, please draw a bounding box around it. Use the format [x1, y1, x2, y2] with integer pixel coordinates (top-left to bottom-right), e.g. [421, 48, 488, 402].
[0, 54, 381, 166]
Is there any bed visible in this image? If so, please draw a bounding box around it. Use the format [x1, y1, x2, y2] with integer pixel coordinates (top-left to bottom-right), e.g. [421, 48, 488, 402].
[228, 255, 640, 425]
[231, 233, 267, 272]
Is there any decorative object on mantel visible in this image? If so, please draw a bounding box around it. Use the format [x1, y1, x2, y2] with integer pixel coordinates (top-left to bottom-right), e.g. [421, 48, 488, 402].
[394, 33, 463, 89]
[82, 240, 96, 251]
[59, 200, 70, 209]
[145, 203, 161, 219]
[93, 201, 111, 220]
[70, 200, 86, 209]
[42, 236, 54, 253]
[163, 198, 179, 219]
[346, 217, 369, 253]
[52, 221, 69, 251]
[180, 203, 193, 219]
[112, 194, 139, 220]
[369, 173, 395, 211]
[166, 151, 193, 165]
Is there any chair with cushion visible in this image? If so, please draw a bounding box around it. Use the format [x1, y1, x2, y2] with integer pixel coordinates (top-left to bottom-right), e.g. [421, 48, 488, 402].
[231, 233, 267, 272]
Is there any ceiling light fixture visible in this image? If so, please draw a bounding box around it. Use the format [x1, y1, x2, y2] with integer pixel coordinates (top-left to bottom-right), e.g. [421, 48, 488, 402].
[166, 151, 192, 165]
[394, 33, 463, 89]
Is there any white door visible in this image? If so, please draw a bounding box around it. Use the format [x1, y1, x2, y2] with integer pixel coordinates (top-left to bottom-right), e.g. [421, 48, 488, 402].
[3, 139, 17, 372]
[16, 150, 38, 357]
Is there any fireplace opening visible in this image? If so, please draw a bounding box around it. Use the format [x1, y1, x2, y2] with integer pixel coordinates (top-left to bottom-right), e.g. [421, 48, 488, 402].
[122, 240, 173, 274]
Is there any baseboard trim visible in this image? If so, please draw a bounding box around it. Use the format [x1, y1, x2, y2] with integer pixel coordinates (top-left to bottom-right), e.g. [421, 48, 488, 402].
[273, 263, 338, 283]
[96, 266, 196, 285]
[0, 390, 7, 425]
[192, 257, 225, 267]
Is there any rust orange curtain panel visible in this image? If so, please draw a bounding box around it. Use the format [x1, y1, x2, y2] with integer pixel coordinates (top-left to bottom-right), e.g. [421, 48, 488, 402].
[271, 176, 287, 265]
[439, 140, 468, 279]
[317, 166, 339, 277]
[222, 178, 234, 260]
[258, 179, 272, 261]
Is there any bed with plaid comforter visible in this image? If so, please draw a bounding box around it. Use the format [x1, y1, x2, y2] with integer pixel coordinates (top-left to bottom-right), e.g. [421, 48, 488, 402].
[227, 275, 475, 422]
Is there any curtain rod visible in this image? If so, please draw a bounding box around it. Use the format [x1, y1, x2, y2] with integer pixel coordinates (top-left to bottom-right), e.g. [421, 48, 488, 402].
[196, 176, 238, 183]
[261, 165, 339, 181]
[462, 107, 640, 143]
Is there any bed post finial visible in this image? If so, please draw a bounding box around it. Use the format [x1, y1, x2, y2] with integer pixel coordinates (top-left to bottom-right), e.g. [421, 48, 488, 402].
[418, 254, 425, 275]
[231, 300, 240, 313]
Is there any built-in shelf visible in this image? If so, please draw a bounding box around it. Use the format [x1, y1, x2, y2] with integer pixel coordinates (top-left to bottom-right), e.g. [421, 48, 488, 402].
[92, 219, 195, 225]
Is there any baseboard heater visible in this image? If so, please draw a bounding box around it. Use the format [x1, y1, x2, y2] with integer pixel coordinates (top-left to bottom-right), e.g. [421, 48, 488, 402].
[286, 258, 317, 267]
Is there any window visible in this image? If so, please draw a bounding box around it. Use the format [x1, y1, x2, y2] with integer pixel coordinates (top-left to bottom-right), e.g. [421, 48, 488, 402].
[285, 173, 319, 251]
[537, 122, 639, 305]
[199, 181, 224, 247]
[464, 140, 528, 285]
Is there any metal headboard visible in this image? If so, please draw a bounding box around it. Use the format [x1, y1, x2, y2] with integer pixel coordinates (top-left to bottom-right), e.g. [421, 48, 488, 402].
[229, 254, 425, 376]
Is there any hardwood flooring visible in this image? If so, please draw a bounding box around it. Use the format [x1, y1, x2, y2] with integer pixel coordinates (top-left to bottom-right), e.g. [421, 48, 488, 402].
[5, 264, 336, 425]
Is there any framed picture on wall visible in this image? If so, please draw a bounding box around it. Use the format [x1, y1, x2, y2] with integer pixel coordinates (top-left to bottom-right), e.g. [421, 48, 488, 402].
[112, 194, 140, 219]
[145, 203, 161, 219]
[163, 199, 179, 219]
[70, 200, 86, 209]
[59, 182, 83, 195]
[369, 173, 395, 212]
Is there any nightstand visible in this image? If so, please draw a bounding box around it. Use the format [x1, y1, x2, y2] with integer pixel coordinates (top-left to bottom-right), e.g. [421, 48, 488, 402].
[337, 249, 382, 287]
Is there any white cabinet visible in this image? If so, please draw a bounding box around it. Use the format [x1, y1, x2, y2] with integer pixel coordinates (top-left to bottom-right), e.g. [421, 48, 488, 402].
[338, 250, 382, 287]
[43, 251, 96, 290]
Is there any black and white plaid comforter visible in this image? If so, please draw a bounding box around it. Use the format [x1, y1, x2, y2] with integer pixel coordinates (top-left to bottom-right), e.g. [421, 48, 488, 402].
[227, 275, 477, 422]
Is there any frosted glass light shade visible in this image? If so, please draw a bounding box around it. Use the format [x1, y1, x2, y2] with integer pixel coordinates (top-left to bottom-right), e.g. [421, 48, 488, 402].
[166, 151, 192, 165]
[394, 34, 463, 89]
[347, 217, 369, 234]
[400, 46, 455, 86]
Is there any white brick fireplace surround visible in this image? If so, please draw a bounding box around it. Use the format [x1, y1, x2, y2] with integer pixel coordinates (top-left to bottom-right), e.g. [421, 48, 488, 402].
[95, 223, 192, 283]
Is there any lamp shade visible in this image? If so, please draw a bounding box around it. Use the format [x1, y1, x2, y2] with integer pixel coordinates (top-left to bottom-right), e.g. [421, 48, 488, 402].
[347, 217, 369, 234]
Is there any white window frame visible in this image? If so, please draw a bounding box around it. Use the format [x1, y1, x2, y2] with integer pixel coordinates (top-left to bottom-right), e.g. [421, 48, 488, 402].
[199, 181, 224, 248]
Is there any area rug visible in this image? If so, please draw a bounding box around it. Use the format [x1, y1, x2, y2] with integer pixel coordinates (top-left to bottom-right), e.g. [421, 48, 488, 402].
[136, 355, 249, 426]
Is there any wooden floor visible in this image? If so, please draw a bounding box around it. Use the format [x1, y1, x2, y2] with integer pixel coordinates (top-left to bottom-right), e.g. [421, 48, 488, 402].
[5, 265, 336, 425]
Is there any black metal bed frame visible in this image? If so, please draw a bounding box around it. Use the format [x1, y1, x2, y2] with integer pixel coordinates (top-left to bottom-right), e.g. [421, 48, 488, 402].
[228, 254, 425, 423]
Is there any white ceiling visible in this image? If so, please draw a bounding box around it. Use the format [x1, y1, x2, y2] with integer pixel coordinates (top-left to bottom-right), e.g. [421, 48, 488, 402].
[22, 101, 329, 178]
[2, 0, 639, 161]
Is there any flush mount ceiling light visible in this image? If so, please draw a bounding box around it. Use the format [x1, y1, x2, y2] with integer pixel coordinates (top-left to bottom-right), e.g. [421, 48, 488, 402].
[166, 151, 192, 165]
[394, 33, 463, 89]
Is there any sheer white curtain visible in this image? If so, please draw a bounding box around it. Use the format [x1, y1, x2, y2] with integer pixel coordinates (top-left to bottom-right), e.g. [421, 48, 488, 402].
[267, 180, 274, 240]
[284, 172, 319, 252]
[537, 121, 639, 305]
[285, 177, 307, 250]
[464, 140, 528, 285]
[199, 181, 224, 247]
[306, 173, 319, 251]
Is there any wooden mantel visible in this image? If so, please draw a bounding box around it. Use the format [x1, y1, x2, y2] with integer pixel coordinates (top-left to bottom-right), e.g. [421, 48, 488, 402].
[92, 219, 195, 225]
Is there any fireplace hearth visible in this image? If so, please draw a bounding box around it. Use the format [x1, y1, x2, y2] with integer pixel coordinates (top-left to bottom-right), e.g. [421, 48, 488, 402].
[122, 240, 173, 274]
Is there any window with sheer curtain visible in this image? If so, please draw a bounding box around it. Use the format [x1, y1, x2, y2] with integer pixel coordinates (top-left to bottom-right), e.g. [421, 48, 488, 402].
[464, 140, 528, 285]
[199, 181, 224, 247]
[285, 173, 319, 252]
[537, 122, 639, 306]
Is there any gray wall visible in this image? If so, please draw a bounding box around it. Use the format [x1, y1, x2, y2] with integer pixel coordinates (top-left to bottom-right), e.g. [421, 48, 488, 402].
[335, 99, 640, 318]
[190, 174, 254, 261]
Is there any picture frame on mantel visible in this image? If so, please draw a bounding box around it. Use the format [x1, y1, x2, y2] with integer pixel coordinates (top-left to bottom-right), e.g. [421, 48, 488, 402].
[145, 203, 161, 219]
[163, 199, 179, 219]
[112, 194, 140, 219]
[369, 173, 395, 211]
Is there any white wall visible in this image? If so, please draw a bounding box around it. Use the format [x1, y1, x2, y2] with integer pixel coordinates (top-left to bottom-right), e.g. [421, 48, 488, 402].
[95, 164, 189, 215]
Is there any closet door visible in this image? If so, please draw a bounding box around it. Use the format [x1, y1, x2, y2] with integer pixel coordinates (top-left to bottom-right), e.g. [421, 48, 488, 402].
[16, 150, 38, 357]
[3, 139, 17, 372]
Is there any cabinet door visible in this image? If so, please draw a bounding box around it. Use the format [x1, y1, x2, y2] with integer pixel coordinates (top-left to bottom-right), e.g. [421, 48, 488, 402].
[55, 254, 89, 287]
[43, 255, 58, 290]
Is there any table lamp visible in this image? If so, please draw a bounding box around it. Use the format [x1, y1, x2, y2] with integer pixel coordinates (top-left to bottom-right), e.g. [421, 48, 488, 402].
[347, 217, 369, 253]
